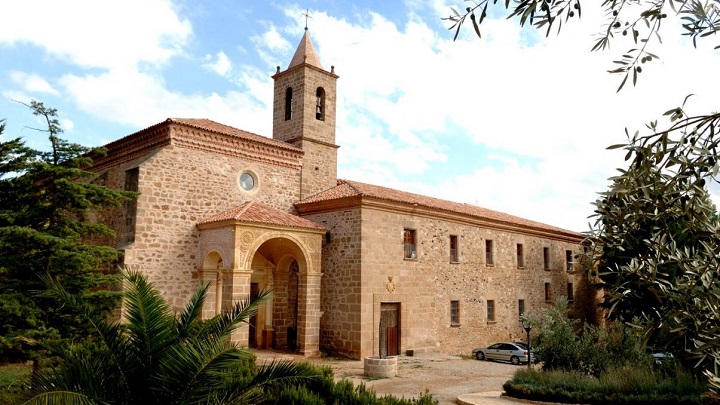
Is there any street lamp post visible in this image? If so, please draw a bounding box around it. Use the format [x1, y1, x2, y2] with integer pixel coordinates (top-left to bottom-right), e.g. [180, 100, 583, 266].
[522, 318, 532, 369]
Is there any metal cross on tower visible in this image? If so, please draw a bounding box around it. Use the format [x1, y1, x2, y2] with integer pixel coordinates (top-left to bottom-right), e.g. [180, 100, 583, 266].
[302, 9, 312, 30]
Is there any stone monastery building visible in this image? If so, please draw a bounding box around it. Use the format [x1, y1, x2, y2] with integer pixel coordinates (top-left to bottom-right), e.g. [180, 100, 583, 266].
[91, 30, 585, 359]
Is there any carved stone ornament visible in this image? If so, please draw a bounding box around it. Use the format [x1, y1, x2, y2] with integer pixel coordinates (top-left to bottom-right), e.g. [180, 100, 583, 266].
[386, 276, 396, 293]
[239, 231, 254, 251]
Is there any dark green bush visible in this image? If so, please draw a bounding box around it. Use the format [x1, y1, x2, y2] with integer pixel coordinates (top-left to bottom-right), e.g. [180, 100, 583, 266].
[532, 297, 648, 376]
[265, 362, 438, 404]
[504, 367, 707, 405]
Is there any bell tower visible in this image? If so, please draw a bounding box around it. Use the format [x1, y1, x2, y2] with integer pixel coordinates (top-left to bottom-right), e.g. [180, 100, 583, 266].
[272, 29, 339, 199]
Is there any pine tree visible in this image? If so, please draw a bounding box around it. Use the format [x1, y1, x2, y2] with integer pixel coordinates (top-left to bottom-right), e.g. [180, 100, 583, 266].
[0, 101, 136, 366]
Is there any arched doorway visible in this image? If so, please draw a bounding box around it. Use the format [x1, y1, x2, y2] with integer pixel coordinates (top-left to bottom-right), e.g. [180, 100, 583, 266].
[245, 235, 321, 354]
[197, 206, 325, 357]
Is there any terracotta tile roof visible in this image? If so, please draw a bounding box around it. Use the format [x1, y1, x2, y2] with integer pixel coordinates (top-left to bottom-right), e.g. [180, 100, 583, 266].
[199, 201, 326, 230]
[168, 118, 301, 152]
[288, 30, 323, 69]
[297, 180, 581, 237]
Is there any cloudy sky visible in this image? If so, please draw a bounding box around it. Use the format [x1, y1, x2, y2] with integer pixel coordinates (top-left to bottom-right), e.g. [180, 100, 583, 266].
[1, 1, 718, 232]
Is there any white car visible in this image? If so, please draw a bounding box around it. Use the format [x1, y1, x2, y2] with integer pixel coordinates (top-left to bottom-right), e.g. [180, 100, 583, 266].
[472, 342, 530, 365]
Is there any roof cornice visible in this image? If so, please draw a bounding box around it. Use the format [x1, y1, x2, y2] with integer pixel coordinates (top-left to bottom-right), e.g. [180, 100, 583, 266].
[297, 195, 584, 243]
[87, 119, 305, 172]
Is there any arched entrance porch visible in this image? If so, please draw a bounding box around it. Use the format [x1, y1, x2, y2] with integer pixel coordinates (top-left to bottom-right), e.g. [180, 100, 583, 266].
[196, 202, 325, 357]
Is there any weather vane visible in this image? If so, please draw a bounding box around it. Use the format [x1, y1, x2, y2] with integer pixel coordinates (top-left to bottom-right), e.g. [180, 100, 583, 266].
[302, 9, 312, 30]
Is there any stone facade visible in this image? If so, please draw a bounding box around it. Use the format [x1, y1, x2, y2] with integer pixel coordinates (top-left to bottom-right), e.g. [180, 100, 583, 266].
[87, 30, 587, 360]
[298, 190, 583, 359]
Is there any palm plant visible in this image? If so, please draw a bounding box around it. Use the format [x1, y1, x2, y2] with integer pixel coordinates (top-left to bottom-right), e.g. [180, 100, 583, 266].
[18, 269, 317, 405]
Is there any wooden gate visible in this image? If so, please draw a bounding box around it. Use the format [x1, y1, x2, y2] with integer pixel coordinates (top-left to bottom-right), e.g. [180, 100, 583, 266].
[380, 303, 400, 356]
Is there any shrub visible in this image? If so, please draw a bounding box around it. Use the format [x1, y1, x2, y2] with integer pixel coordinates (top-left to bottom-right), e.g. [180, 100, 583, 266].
[504, 366, 707, 405]
[266, 362, 438, 404]
[532, 297, 648, 376]
[0, 363, 31, 404]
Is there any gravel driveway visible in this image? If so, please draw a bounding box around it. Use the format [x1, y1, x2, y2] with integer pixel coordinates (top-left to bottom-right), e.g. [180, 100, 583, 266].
[256, 351, 519, 405]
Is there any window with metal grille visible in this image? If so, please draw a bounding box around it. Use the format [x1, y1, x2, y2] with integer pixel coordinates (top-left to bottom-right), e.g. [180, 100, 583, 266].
[487, 300, 495, 322]
[449, 235, 459, 262]
[566, 250, 573, 271]
[544, 282, 552, 302]
[567, 282, 574, 302]
[403, 229, 416, 259]
[450, 300, 460, 325]
[485, 240, 494, 265]
[518, 299, 525, 320]
[543, 247, 551, 270]
[517, 243, 524, 268]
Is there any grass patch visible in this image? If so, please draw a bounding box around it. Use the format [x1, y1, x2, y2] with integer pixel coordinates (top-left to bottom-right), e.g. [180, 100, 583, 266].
[457, 354, 475, 360]
[0, 363, 31, 403]
[503, 366, 709, 405]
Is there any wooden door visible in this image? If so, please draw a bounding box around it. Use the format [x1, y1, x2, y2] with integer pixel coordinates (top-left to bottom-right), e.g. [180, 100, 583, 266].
[380, 303, 400, 356]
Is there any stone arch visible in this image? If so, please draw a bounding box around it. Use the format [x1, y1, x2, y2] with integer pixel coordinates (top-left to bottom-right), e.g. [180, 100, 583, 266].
[284, 87, 293, 120]
[242, 231, 318, 274]
[241, 231, 322, 356]
[202, 250, 225, 270]
[200, 250, 226, 318]
[315, 87, 325, 121]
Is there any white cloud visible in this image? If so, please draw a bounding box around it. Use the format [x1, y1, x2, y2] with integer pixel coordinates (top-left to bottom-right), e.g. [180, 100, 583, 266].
[60, 119, 74, 131]
[2, 1, 717, 232]
[59, 67, 272, 139]
[10, 71, 59, 95]
[268, 3, 720, 231]
[0, 0, 191, 69]
[203, 51, 232, 77]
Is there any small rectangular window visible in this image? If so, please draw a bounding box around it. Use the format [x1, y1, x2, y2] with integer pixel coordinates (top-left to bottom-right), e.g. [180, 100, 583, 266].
[543, 247, 551, 270]
[450, 300, 460, 325]
[544, 282, 552, 302]
[487, 300, 495, 322]
[516, 243, 524, 268]
[566, 250, 573, 271]
[450, 235, 459, 262]
[404, 229, 417, 259]
[485, 240, 494, 265]
[518, 299, 525, 320]
[567, 282, 574, 302]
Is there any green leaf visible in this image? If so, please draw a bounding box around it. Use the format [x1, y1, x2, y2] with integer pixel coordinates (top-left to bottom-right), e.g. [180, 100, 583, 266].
[617, 72, 629, 92]
[471, 13, 482, 38]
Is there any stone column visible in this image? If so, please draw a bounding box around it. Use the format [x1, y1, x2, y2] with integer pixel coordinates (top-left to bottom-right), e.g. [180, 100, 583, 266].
[297, 272, 322, 357]
[262, 270, 275, 349]
[229, 270, 252, 345]
[215, 271, 223, 314]
[199, 269, 218, 320]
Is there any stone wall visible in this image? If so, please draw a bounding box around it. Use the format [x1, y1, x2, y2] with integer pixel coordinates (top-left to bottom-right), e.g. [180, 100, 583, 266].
[272, 66, 337, 146]
[304, 202, 583, 359]
[302, 208, 363, 359]
[297, 139, 338, 200]
[97, 143, 302, 311]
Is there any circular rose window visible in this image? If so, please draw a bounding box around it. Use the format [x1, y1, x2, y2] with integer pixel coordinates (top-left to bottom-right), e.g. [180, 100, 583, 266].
[239, 172, 255, 191]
